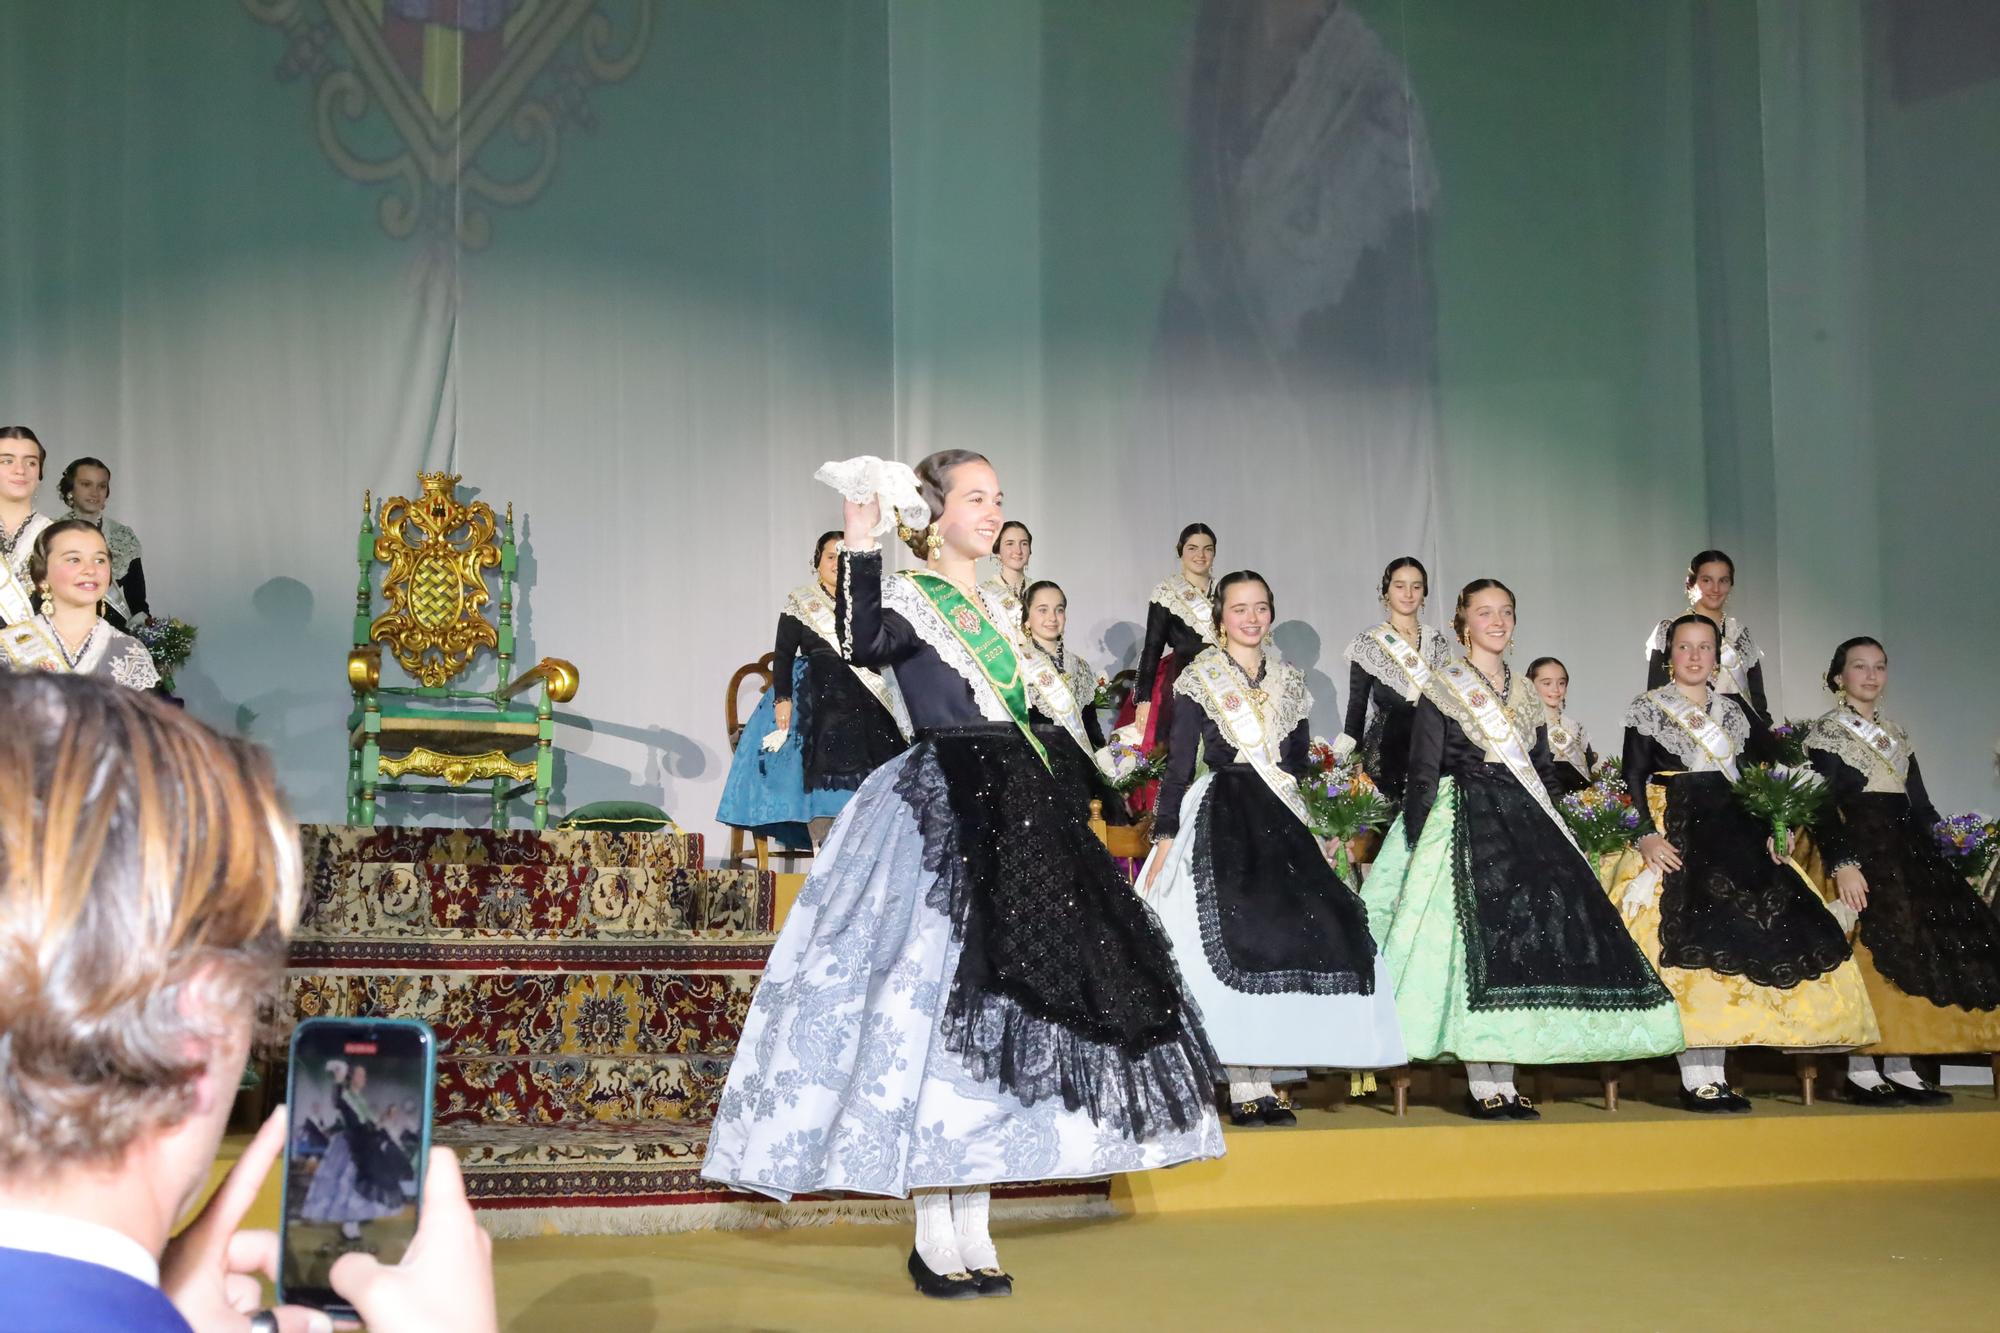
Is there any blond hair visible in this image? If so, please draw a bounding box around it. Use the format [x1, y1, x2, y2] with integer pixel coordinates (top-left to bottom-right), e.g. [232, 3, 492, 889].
[0, 675, 301, 1175]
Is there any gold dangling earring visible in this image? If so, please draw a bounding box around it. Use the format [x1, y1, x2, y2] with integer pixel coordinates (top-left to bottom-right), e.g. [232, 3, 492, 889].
[924, 523, 942, 556]
[97, 598, 107, 619]
[38, 584, 54, 618]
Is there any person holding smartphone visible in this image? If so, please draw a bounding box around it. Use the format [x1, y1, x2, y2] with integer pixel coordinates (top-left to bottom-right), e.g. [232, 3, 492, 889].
[0, 673, 497, 1333]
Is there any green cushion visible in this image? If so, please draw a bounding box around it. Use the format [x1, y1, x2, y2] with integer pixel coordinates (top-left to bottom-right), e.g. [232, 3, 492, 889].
[559, 800, 676, 832]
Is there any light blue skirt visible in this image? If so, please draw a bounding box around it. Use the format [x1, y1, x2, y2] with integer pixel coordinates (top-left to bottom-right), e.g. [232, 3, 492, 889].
[715, 660, 851, 849]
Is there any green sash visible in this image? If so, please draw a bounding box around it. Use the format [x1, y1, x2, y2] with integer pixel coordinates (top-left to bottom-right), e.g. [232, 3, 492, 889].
[907, 571, 1048, 768]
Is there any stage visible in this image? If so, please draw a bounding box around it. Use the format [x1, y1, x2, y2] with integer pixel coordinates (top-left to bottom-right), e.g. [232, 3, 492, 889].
[206, 1092, 2000, 1329]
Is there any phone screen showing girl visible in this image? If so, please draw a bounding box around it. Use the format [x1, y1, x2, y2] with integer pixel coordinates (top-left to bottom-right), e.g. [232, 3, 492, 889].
[280, 1019, 434, 1308]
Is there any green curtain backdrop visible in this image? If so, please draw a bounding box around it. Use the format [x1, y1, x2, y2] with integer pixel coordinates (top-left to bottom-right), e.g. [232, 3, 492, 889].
[2, 1, 1994, 844]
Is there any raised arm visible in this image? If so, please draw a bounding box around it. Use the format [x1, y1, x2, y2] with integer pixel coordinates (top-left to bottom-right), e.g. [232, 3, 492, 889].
[1401, 697, 1446, 845]
[834, 548, 918, 669]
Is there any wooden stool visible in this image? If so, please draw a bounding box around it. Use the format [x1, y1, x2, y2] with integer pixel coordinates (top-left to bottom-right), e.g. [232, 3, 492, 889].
[1795, 1054, 1819, 1106]
[1389, 1066, 1413, 1117]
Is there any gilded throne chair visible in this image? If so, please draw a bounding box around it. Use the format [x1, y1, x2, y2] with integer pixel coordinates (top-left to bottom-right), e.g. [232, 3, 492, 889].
[346, 472, 579, 831]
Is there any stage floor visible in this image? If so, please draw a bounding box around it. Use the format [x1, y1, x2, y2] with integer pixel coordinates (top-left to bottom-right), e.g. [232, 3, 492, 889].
[488, 1180, 2000, 1331]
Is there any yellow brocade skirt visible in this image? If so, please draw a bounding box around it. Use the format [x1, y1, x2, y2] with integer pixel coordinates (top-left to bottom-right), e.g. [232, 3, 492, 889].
[1600, 795, 1879, 1050]
[1791, 840, 2000, 1056]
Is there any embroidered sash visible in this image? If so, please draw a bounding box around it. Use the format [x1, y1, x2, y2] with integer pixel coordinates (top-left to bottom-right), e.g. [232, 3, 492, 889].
[0, 559, 32, 626]
[1546, 711, 1590, 778]
[1149, 576, 1219, 647]
[1368, 624, 1434, 703]
[0, 618, 64, 672]
[980, 575, 1027, 622]
[908, 572, 1047, 766]
[1436, 662, 1580, 851]
[1833, 709, 1906, 784]
[1650, 686, 1741, 781]
[783, 582, 911, 739]
[1715, 618, 1755, 698]
[1184, 648, 1313, 830]
[1018, 642, 1102, 769]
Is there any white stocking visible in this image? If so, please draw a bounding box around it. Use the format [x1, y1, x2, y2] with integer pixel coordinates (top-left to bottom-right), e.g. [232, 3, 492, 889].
[1226, 1066, 1274, 1103]
[1882, 1056, 1924, 1089]
[1490, 1062, 1518, 1099]
[913, 1187, 965, 1276]
[1847, 1055, 1886, 1090]
[1465, 1062, 1501, 1101]
[950, 1186, 999, 1273]
[1678, 1048, 1724, 1090]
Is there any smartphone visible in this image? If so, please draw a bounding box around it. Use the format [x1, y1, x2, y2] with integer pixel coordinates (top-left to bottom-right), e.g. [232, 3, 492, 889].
[277, 1017, 438, 1317]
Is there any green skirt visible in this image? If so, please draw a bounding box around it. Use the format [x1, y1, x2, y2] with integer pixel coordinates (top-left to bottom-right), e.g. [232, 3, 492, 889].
[1362, 778, 1685, 1063]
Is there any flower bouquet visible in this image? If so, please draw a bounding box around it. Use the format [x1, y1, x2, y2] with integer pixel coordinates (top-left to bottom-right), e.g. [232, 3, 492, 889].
[1559, 760, 1644, 862]
[1731, 762, 1828, 852]
[1301, 744, 1391, 879]
[1764, 719, 1812, 766]
[133, 615, 198, 693]
[1933, 812, 2000, 895]
[1090, 672, 1130, 712]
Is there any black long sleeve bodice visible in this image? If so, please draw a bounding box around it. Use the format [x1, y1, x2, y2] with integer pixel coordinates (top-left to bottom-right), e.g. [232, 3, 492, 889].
[1135, 601, 1209, 705]
[835, 548, 988, 729]
[1401, 697, 1562, 845]
[1806, 748, 1940, 870]
[1154, 693, 1311, 839]
[770, 612, 808, 700]
[1619, 730, 1697, 837]
[120, 558, 149, 619]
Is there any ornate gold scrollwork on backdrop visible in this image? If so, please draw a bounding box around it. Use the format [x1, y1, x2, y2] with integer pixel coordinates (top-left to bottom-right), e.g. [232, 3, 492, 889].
[244, 0, 654, 252]
[370, 473, 500, 687]
[377, 744, 536, 786]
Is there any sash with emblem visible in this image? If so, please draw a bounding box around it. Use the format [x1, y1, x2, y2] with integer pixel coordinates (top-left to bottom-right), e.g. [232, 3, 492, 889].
[0, 619, 65, 673]
[1435, 662, 1580, 852]
[1368, 624, 1435, 702]
[1182, 649, 1313, 830]
[1831, 708, 1906, 785]
[1649, 685, 1741, 781]
[1149, 576, 1219, 646]
[907, 572, 1048, 767]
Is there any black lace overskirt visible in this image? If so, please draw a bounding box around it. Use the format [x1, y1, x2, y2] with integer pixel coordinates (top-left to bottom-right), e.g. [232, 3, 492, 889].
[1451, 767, 1673, 1012]
[1843, 793, 2000, 1011]
[892, 726, 1221, 1139]
[1192, 766, 1374, 995]
[1657, 771, 1851, 988]
[798, 651, 906, 792]
[1031, 723, 1130, 825]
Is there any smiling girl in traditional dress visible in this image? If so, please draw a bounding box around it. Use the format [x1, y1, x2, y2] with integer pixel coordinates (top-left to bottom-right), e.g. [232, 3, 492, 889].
[1807, 636, 2000, 1105]
[1527, 656, 1595, 795]
[704, 452, 1220, 1299]
[1119, 524, 1220, 814]
[1363, 580, 1682, 1120]
[1141, 571, 1404, 1127]
[1335, 556, 1454, 807]
[1609, 614, 1876, 1112]
[1646, 549, 1770, 727]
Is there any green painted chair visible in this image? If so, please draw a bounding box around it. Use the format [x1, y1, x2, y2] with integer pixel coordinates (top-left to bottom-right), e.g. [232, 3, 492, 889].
[345, 472, 579, 831]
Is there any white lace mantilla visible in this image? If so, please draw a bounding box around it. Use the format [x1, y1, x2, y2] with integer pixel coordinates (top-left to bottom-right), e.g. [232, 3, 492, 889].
[1807, 709, 1911, 793]
[1173, 645, 1311, 747]
[1343, 622, 1451, 702]
[1622, 688, 1749, 772]
[1148, 577, 1219, 646]
[880, 571, 1013, 726]
[1418, 660, 1540, 760]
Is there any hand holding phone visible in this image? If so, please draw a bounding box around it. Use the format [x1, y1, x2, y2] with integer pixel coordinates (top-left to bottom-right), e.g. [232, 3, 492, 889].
[328, 1148, 497, 1333]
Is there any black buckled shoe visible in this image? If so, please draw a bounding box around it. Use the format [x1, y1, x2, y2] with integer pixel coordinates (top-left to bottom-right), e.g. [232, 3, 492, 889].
[1229, 1100, 1264, 1126]
[1259, 1093, 1298, 1126]
[908, 1248, 982, 1300]
[1678, 1082, 1736, 1113]
[973, 1268, 1014, 1297]
[1466, 1093, 1511, 1121]
[1887, 1079, 1953, 1107]
[1722, 1086, 1753, 1113]
[1832, 1077, 1903, 1107]
[1504, 1094, 1541, 1121]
